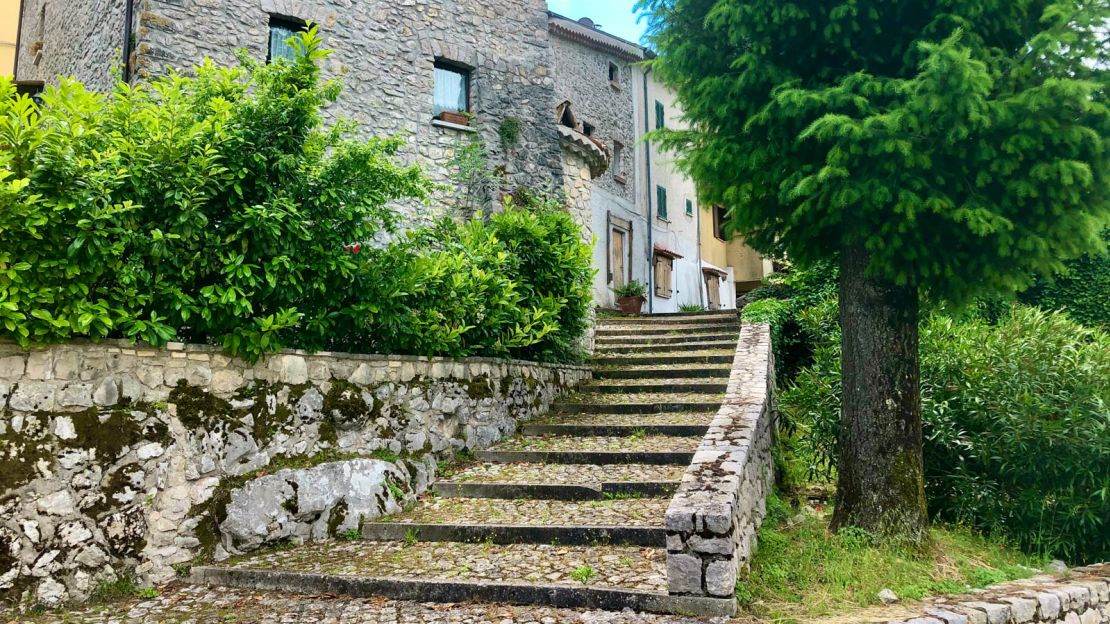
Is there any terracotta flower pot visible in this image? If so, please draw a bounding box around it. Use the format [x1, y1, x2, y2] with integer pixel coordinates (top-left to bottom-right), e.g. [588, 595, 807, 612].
[438, 111, 470, 126]
[617, 296, 645, 315]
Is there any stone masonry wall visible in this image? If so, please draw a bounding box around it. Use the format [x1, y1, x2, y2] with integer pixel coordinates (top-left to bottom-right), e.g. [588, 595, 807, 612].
[15, 0, 125, 91]
[665, 323, 774, 600]
[0, 340, 589, 608]
[885, 564, 1110, 624]
[135, 0, 564, 221]
[550, 32, 637, 202]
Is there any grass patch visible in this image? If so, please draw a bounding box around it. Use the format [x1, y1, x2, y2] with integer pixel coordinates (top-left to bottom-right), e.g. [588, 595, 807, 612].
[738, 496, 1047, 622]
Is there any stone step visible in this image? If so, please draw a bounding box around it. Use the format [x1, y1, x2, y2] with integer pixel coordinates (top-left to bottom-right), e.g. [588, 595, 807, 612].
[581, 379, 728, 394]
[591, 352, 734, 367]
[595, 323, 739, 337]
[521, 422, 709, 437]
[554, 391, 723, 413]
[593, 365, 733, 380]
[597, 311, 736, 324]
[594, 333, 738, 346]
[434, 481, 679, 500]
[190, 541, 735, 616]
[475, 449, 695, 465]
[529, 412, 716, 428]
[362, 497, 669, 546]
[596, 341, 738, 354]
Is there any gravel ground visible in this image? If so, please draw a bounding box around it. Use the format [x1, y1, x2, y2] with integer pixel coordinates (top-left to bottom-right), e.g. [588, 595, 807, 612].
[489, 436, 702, 453]
[557, 392, 723, 406]
[379, 496, 669, 527]
[222, 541, 668, 592]
[3, 584, 747, 624]
[443, 463, 687, 487]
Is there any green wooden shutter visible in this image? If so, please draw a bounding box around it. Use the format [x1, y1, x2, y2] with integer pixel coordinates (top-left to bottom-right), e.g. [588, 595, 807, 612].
[655, 101, 665, 129]
[686, 199, 693, 216]
[657, 186, 668, 220]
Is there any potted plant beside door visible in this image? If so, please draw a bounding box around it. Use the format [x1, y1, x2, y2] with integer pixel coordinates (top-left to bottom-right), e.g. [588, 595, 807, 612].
[612, 280, 647, 315]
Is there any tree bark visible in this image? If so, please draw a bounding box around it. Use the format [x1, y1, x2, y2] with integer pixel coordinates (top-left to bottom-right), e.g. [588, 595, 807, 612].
[831, 244, 929, 542]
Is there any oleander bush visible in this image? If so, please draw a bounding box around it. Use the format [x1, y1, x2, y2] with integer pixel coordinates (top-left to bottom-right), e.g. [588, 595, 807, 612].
[780, 306, 1110, 563]
[0, 30, 594, 363]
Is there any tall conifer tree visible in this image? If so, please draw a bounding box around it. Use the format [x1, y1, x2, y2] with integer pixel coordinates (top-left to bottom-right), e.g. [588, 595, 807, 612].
[639, 0, 1110, 539]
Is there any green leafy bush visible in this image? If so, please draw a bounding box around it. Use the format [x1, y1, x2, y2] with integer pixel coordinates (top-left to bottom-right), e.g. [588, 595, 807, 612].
[0, 31, 594, 364]
[741, 261, 838, 382]
[0, 28, 428, 360]
[781, 306, 1110, 563]
[1021, 230, 1110, 328]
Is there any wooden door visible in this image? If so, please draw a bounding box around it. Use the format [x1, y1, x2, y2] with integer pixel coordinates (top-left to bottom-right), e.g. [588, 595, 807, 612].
[706, 275, 721, 310]
[611, 229, 626, 289]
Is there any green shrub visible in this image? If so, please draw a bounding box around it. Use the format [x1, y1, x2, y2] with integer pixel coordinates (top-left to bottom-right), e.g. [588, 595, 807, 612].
[0, 31, 594, 365]
[781, 306, 1110, 563]
[1021, 230, 1110, 328]
[0, 28, 428, 360]
[741, 261, 838, 382]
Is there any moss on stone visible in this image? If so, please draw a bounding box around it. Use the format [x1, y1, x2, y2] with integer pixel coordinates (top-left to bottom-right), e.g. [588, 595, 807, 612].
[170, 382, 236, 430]
[66, 406, 167, 462]
[326, 499, 349, 537]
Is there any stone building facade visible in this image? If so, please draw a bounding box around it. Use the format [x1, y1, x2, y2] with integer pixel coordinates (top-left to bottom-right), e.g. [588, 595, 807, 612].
[15, 0, 566, 223]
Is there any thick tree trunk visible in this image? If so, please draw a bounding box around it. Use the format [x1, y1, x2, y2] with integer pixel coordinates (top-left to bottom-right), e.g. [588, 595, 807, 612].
[831, 244, 928, 542]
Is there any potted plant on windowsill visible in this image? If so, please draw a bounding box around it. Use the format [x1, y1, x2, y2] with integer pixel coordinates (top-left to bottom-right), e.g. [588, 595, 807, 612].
[612, 280, 647, 315]
[437, 110, 471, 126]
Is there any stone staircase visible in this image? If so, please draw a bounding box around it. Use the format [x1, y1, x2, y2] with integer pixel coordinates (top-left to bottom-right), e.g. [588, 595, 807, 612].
[191, 311, 741, 616]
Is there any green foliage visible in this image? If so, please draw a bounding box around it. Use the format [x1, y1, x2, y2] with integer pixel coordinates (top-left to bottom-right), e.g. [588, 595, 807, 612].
[447, 139, 498, 215]
[780, 307, 1110, 563]
[612, 280, 647, 298]
[0, 31, 593, 365]
[1022, 229, 1110, 328]
[679, 303, 706, 312]
[739, 497, 1045, 620]
[0, 28, 428, 360]
[359, 199, 593, 363]
[639, 0, 1110, 307]
[570, 565, 597, 584]
[498, 117, 522, 147]
[741, 261, 839, 382]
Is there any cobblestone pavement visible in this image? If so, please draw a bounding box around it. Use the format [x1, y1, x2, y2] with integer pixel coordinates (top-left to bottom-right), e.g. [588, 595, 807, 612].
[443, 463, 687, 486]
[383, 496, 670, 526]
[4, 584, 748, 624]
[528, 413, 715, 427]
[223, 541, 667, 591]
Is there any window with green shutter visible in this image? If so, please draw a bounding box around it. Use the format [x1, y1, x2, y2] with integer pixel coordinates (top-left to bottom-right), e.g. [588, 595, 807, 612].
[656, 186, 668, 220]
[686, 199, 694, 216]
[655, 101, 665, 129]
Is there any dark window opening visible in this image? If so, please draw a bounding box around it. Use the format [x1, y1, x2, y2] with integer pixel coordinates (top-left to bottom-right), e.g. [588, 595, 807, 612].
[268, 16, 307, 63]
[714, 205, 729, 240]
[655, 100, 665, 130]
[582, 122, 595, 137]
[612, 142, 624, 179]
[686, 199, 694, 216]
[434, 61, 471, 116]
[608, 62, 620, 84]
[14, 81, 45, 105]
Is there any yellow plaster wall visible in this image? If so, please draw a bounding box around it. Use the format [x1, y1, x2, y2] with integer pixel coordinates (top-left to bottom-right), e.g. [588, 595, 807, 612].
[0, 0, 18, 76]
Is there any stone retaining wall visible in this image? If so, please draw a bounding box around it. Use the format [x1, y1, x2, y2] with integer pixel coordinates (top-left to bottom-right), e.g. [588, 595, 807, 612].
[887, 564, 1110, 624]
[664, 323, 775, 601]
[0, 340, 589, 608]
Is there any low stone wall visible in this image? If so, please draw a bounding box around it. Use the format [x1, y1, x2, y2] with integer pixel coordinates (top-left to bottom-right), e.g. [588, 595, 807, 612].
[664, 323, 775, 601]
[0, 340, 589, 608]
[887, 564, 1110, 624]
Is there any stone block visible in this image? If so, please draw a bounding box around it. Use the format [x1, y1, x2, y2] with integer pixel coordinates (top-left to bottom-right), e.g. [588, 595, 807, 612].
[666, 553, 703, 595]
[92, 378, 119, 406]
[924, 607, 969, 624]
[10, 382, 57, 412]
[210, 369, 244, 395]
[1001, 597, 1037, 623]
[25, 351, 53, 380]
[1032, 591, 1062, 620]
[960, 602, 1010, 624]
[57, 384, 94, 408]
[705, 559, 737, 597]
[0, 354, 26, 378]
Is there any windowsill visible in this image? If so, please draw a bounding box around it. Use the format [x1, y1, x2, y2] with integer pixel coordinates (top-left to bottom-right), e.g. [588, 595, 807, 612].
[610, 81, 622, 91]
[656, 216, 670, 223]
[613, 175, 627, 185]
[431, 119, 478, 133]
[685, 212, 694, 219]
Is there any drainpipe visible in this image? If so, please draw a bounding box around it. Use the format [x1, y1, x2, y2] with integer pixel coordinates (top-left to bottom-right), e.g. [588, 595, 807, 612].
[122, 0, 135, 82]
[696, 195, 705, 309]
[13, 0, 27, 79]
[642, 65, 654, 315]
